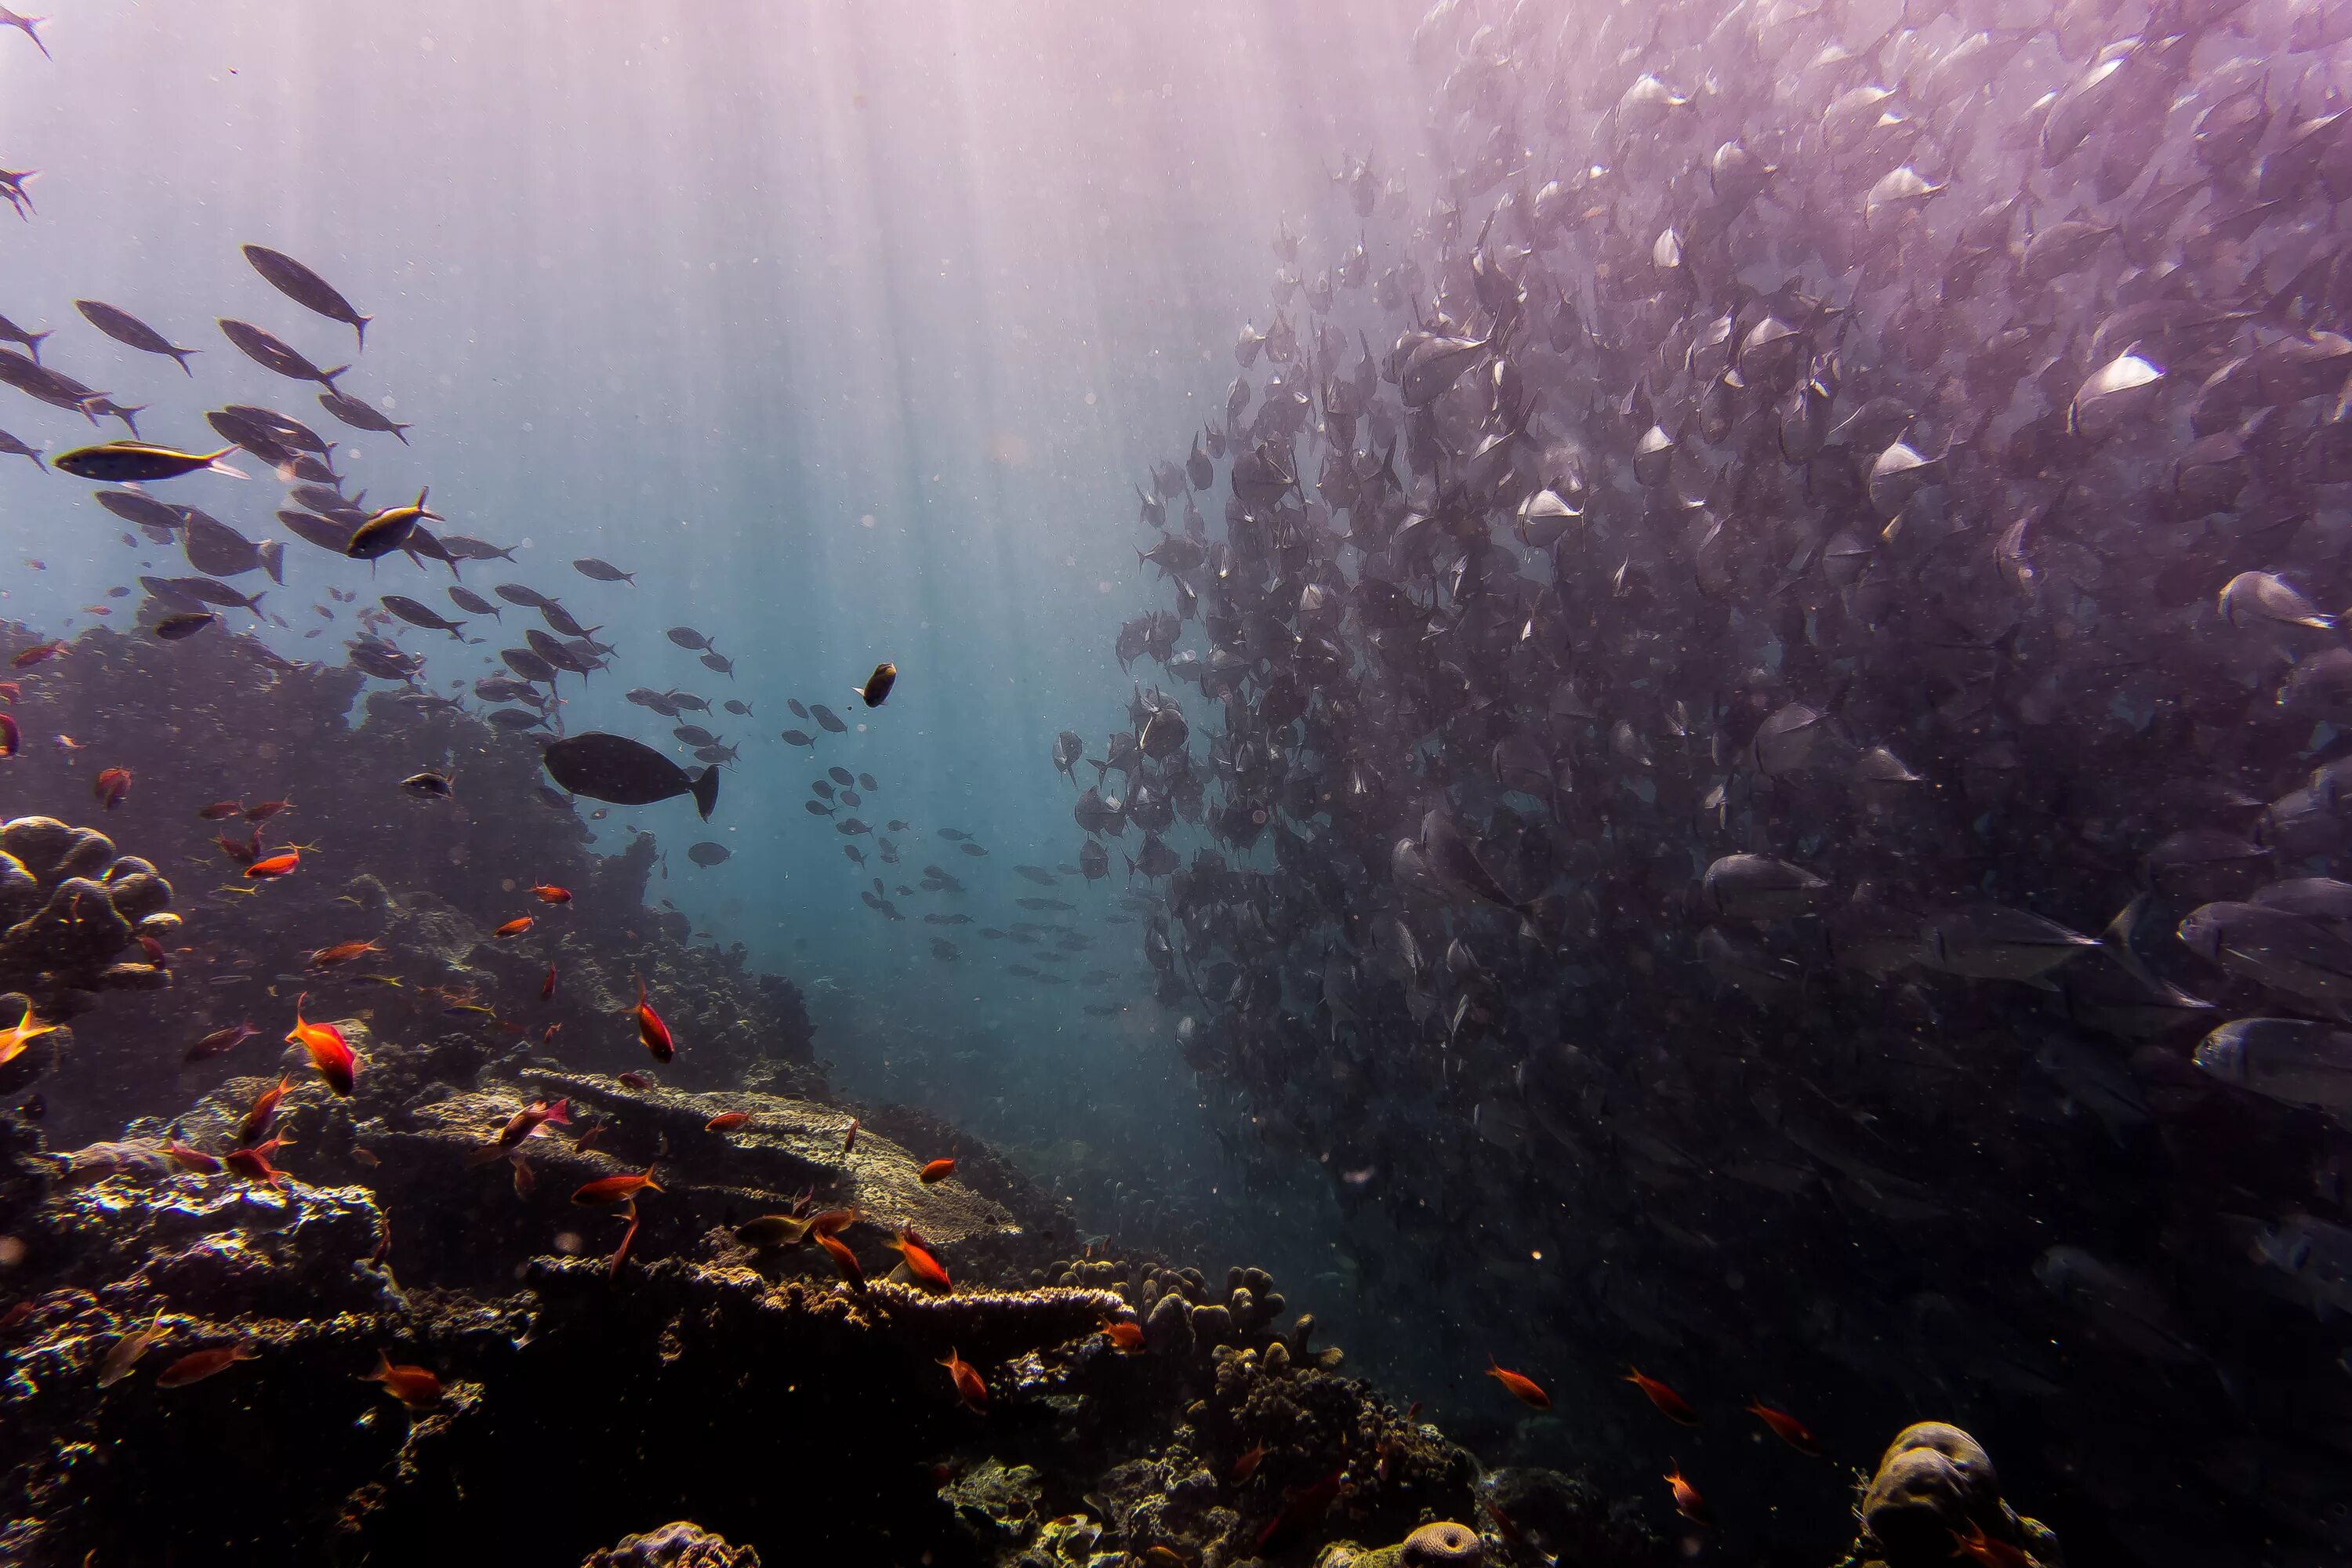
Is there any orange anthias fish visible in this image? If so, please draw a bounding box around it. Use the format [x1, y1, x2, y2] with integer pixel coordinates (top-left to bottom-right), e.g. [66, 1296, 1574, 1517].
[814, 1228, 864, 1287]
[843, 1116, 858, 1153]
[495, 1098, 570, 1150]
[244, 850, 300, 880]
[1100, 1319, 1145, 1352]
[1228, 1441, 1268, 1485]
[1625, 1367, 1700, 1425]
[286, 993, 358, 1096]
[1665, 1466, 1712, 1529]
[885, 1228, 952, 1290]
[492, 916, 534, 938]
[938, 1346, 987, 1409]
[0, 1004, 58, 1069]
[236, 1076, 292, 1144]
[540, 962, 557, 1001]
[919, 1157, 956, 1184]
[10, 640, 64, 668]
[155, 1343, 258, 1388]
[704, 1110, 753, 1132]
[308, 940, 379, 969]
[530, 884, 572, 904]
[616, 1071, 650, 1090]
[808, 1207, 856, 1237]
[632, 977, 673, 1062]
[571, 1164, 660, 1207]
[363, 1351, 443, 1409]
[1746, 1400, 1822, 1456]
[92, 766, 131, 809]
[0, 712, 16, 758]
[1953, 1522, 2038, 1568]
[1486, 1358, 1551, 1409]
[224, 1136, 293, 1190]
[197, 800, 245, 820]
[162, 1139, 222, 1175]
[245, 798, 292, 822]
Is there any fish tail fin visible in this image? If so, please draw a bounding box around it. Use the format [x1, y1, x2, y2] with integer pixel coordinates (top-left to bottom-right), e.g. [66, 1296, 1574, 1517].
[691, 764, 720, 821]
[355, 315, 372, 353]
[23, 327, 47, 362]
[320, 364, 350, 389]
[172, 347, 198, 376]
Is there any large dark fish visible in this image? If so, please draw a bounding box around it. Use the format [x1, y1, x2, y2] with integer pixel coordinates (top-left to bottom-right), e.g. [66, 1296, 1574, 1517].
[241, 244, 373, 350]
[572, 557, 635, 584]
[0, 348, 103, 422]
[75, 299, 197, 374]
[542, 732, 719, 820]
[218, 318, 346, 387]
[318, 388, 411, 444]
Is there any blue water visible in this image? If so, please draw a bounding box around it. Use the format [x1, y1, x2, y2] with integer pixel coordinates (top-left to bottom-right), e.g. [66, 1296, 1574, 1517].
[0, 0, 1430, 1384]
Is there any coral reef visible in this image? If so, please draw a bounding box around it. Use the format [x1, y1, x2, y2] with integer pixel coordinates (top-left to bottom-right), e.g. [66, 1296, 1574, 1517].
[1836, 1423, 2063, 1568]
[0, 813, 176, 1098]
[580, 1521, 761, 1568]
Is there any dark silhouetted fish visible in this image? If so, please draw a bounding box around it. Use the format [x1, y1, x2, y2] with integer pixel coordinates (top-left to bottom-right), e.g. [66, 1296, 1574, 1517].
[543, 732, 718, 819]
[241, 244, 372, 350]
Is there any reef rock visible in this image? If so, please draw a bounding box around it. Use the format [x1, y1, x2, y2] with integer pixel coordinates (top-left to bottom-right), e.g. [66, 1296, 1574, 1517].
[581, 1520, 760, 1568]
[1843, 1422, 2062, 1568]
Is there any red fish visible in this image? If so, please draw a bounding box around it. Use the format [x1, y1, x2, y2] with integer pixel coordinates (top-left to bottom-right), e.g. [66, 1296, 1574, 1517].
[1625, 1367, 1699, 1425]
[244, 798, 292, 822]
[215, 831, 261, 867]
[10, 641, 63, 668]
[919, 1157, 956, 1184]
[244, 851, 299, 880]
[494, 1098, 569, 1149]
[1229, 1441, 1267, 1485]
[1746, 1400, 1821, 1456]
[163, 1139, 222, 1174]
[808, 1207, 856, 1237]
[704, 1110, 753, 1132]
[571, 1164, 660, 1207]
[307, 940, 379, 968]
[286, 993, 357, 1096]
[155, 1344, 258, 1387]
[938, 1346, 987, 1409]
[1486, 1358, 1550, 1409]
[511, 1155, 537, 1197]
[492, 916, 534, 938]
[363, 1351, 442, 1409]
[885, 1227, 952, 1290]
[1952, 1522, 2036, 1567]
[185, 1020, 257, 1062]
[631, 977, 673, 1062]
[1100, 1319, 1145, 1352]
[617, 1071, 650, 1090]
[236, 1076, 292, 1143]
[0, 1300, 34, 1334]
[530, 884, 572, 903]
[1665, 1466, 1711, 1529]
[540, 962, 557, 1001]
[0, 713, 16, 758]
[843, 1116, 858, 1153]
[1256, 1466, 1345, 1552]
[224, 1136, 293, 1190]
[608, 1208, 641, 1279]
[0, 681, 17, 702]
[196, 800, 245, 819]
[815, 1228, 864, 1287]
[92, 766, 131, 809]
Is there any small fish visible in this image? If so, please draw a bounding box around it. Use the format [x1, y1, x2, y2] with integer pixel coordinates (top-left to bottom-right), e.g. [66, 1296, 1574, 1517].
[512, 1155, 537, 1198]
[1100, 1319, 1145, 1352]
[1625, 1367, 1699, 1425]
[287, 993, 357, 1096]
[859, 661, 898, 707]
[154, 1344, 258, 1388]
[843, 1117, 858, 1153]
[0, 1301, 34, 1335]
[815, 1228, 864, 1287]
[343, 488, 441, 561]
[938, 1346, 986, 1408]
[617, 1071, 651, 1090]
[245, 798, 292, 822]
[493, 1098, 570, 1151]
[1229, 1441, 1268, 1484]
[1487, 1359, 1551, 1409]
[398, 770, 453, 798]
[632, 976, 673, 1062]
[241, 245, 373, 350]
[919, 1157, 956, 1184]
[96, 1310, 168, 1388]
[492, 916, 534, 938]
[307, 940, 378, 969]
[244, 851, 299, 880]
[529, 884, 572, 904]
[53, 441, 244, 482]
[572, 1164, 660, 1207]
[1665, 1466, 1711, 1529]
[1951, 1522, 2036, 1567]
[361, 1351, 443, 1409]
[735, 1213, 815, 1247]
[10, 641, 63, 668]
[154, 611, 219, 641]
[540, 962, 557, 1001]
[91, 766, 131, 809]
[225, 1137, 294, 1189]
[162, 1139, 222, 1174]
[885, 1228, 952, 1290]
[235, 1075, 292, 1144]
[609, 1207, 641, 1278]
[184, 1019, 256, 1062]
[1745, 1401, 1820, 1456]
[0, 1004, 56, 1068]
[705, 1110, 753, 1131]
[0, 713, 15, 757]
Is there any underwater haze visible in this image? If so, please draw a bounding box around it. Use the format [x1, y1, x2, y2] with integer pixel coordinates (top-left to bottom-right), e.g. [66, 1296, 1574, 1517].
[4, 1, 2352, 1566]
